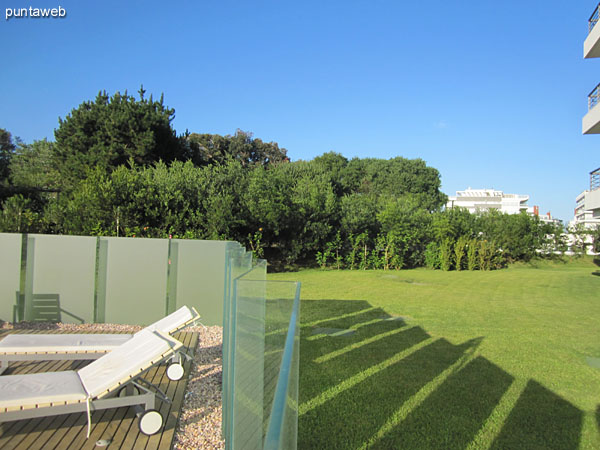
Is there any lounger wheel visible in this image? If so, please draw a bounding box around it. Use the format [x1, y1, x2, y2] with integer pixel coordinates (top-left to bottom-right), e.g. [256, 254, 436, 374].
[117, 385, 140, 397]
[166, 362, 184, 381]
[139, 409, 163, 435]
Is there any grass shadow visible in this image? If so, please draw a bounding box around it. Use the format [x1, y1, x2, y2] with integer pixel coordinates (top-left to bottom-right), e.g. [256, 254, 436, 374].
[490, 379, 582, 450]
[300, 335, 481, 449]
[298, 299, 490, 449]
[374, 356, 512, 449]
[298, 299, 584, 450]
[299, 300, 422, 402]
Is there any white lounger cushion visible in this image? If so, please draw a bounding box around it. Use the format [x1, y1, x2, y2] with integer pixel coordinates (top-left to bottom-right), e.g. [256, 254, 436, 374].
[0, 305, 198, 358]
[0, 334, 133, 354]
[0, 371, 87, 409]
[79, 329, 183, 398]
[138, 305, 198, 335]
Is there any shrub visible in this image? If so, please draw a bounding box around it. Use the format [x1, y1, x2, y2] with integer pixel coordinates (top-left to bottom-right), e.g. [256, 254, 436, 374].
[424, 242, 441, 269]
[467, 239, 478, 270]
[440, 238, 454, 271]
[454, 235, 469, 271]
[479, 240, 495, 271]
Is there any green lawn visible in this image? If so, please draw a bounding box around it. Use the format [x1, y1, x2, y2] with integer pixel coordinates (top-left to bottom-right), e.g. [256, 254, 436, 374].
[269, 258, 600, 449]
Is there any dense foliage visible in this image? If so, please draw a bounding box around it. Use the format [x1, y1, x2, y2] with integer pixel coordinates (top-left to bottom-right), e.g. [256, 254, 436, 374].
[0, 88, 569, 269]
[53, 87, 184, 187]
[0, 128, 16, 188]
[183, 130, 288, 167]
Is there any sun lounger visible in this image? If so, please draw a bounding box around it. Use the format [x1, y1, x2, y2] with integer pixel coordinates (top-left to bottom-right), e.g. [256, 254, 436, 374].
[0, 328, 183, 437]
[0, 306, 201, 380]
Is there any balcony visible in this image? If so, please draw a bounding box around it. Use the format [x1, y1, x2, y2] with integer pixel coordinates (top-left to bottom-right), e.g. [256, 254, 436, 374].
[586, 187, 600, 211]
[582, 83, 600, 134]
[584, 3, 600, 58]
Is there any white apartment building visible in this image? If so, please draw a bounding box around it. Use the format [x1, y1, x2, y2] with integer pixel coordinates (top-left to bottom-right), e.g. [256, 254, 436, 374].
[446, 188, 531, 215]
[571, 167, 600, 229]
[446, 188, 562, 224]
[583, 4, 600, 133]
[580, 6, 600, 230]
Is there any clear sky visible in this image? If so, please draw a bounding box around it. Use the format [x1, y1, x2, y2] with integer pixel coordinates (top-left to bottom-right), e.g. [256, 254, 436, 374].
[1, 0, 598, 222]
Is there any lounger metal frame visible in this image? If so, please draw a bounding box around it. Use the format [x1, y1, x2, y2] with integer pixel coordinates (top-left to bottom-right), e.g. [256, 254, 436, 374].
[0, 384, 156, 422]
[0, 306, 202, 376]
[0, 330, 184, 437]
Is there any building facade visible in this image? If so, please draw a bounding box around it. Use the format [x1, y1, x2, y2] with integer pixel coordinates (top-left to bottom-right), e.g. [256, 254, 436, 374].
[583, 4, 600, 133]
[446, 188, 561, 224]
[446, 188, 531, 215]
[571, 167, 600, 229]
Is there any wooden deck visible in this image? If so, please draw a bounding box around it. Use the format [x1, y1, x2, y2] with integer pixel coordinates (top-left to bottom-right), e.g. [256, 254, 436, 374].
[0, 329, 198, 450]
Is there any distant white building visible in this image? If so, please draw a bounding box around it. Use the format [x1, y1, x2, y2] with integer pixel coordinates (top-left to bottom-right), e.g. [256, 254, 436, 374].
[446, 188, 531, 215]
[537, 210, 562, 226]
[446, 188, 561, 224]
[570, 167, 600, 230]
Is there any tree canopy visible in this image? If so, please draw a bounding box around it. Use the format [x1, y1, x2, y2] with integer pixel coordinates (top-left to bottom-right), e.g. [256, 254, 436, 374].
[0, 128, 16, 187]
[53, 87, 182, 185]
[183, 130, 288, 167]
[0, 88, 565, 270]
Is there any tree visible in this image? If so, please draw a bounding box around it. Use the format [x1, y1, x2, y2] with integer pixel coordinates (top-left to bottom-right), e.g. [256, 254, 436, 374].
[243, 161, 337, 264]
[0, 128, 16, 187]
[432, 207, 476, 243]
[454, 235, 469, 271]
[592, 226, 600, 254]
[184, 129, 288, 168]
[9, 139, 61, 190]
[340, 193, 379, 241]
[312, 152, 349, 196]
[53, 87, 183, 186]
[569, 223, 589, 256]
[343, 157, 447, 211]
[477, 210, 544, 262]
[0, 195, 41, 233]
[376, 195, 432, 268]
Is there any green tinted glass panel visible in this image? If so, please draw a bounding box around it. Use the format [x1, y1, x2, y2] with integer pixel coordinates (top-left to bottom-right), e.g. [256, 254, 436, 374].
[232, 262, 267, 450]
[222, 246, 257, 445]
[0, 233, 22, 322]
[25, 234, 96, 323]
[223, 256, 301, 450]
[172, 239, 229, 326]
[102, 237, 169, 325]
[1, 233, 234, 326]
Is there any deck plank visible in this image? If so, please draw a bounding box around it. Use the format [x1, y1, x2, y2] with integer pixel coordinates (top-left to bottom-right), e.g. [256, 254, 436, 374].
[0, 329, 199, 450]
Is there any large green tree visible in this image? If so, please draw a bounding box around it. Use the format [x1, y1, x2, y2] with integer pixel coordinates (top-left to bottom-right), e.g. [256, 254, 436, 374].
[9, 139, 61, 190]
[243, 160, 337, 263]
[0, 128, 16, 187]
[342, 157, 447, 211]
[184, 129, 288, 167]
[53, 87, 183, 185]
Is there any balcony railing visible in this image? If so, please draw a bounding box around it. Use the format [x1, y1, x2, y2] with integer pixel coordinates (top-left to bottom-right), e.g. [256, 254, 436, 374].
[591, 167, 600, 191]
[589, 82, 600, 110]
[590, 3, 600, 33]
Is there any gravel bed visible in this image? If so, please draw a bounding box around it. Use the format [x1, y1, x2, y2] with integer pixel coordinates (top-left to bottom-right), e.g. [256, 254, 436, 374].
[0, 320, 225, 450]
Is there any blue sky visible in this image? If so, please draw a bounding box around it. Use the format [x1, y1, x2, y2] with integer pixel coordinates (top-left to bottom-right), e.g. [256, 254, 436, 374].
[1, 0, 598, 222]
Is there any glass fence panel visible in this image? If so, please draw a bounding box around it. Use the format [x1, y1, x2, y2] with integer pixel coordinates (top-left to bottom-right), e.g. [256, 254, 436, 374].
[171, 239, 229, 325]
[231, 262, 267, 450]
[263, 281, 301, 450]
[1, 232, 235, 326]
[101, 237, 170, 325]
[25, 234, 96, 323]
[0, 233, 22, 322]
[222, 244, 255, 442]
[0, 231, 301, 449]
[224, 265, 301, 450]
